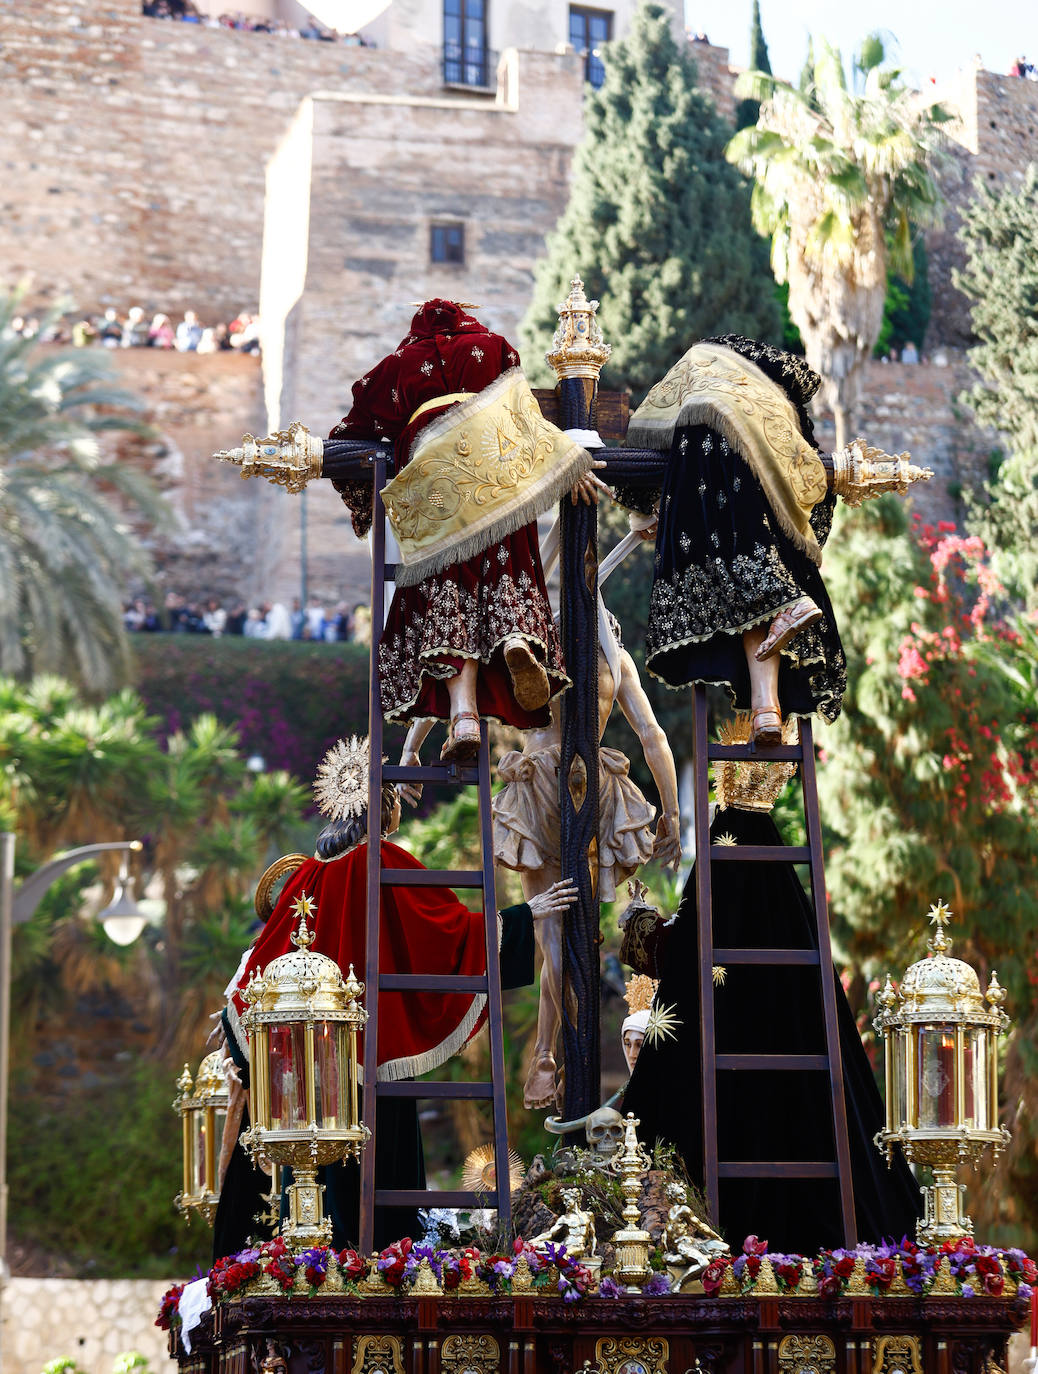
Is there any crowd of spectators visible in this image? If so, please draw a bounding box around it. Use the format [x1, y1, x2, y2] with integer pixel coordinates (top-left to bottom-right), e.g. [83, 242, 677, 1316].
[8, 308, 260, 355]
[125, 594, 371, 644]
[141, 1, 371, 42]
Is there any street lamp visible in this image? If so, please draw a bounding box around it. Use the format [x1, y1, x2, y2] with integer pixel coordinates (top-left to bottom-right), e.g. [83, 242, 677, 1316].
[99, 859, 148, 946]
[0, 833, 145, 1285]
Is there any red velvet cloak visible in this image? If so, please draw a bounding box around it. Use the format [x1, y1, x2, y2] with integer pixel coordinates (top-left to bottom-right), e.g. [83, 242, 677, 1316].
[227, 840, 491, 1082]
[328, 300, 568, 727]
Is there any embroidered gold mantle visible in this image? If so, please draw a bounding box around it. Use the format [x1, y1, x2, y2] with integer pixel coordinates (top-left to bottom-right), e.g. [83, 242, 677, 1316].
[383, 368, 593, 586]
[627, 343, 827, 564]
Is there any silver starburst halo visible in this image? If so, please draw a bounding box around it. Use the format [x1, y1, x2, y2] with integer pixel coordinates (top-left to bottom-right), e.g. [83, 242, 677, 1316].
[313, 735, 370, 821]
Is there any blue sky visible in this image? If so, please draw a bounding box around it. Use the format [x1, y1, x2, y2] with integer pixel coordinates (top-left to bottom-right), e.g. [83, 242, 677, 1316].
[684, 0, 1033, 89]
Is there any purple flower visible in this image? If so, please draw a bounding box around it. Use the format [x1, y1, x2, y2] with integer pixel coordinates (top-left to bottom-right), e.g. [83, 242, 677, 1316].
[643, 1272, 671, 1296]
[1018, 1283, 1033, 1300]
[492, 1259, 514, 1279]
[407, 1243, 444, 1281]
[297, 1247, 327, 1275]
[543, 1242, 569, 1266]
[961, 1283, 975, 1297]
[598, 1276, 623, 1299]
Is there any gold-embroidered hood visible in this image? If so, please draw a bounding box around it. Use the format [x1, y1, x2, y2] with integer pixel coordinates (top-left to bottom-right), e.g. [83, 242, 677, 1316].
[626, 342, 827, 564]
[382, 368, 593, 586]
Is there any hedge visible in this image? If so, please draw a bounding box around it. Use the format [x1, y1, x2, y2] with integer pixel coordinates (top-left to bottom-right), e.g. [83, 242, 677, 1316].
[131, 636, 397, 786]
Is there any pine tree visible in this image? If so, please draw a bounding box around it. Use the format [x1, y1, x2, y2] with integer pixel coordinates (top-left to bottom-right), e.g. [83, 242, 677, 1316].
[735, 0, 772, 130]
[956, 166, 1038, 605]
[520, 1, 781, 399]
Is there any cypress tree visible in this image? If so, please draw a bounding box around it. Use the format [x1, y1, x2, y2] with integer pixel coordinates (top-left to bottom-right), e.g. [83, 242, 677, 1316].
[520, 1, 781, 399]
[735, 0, 772, 130]
[956, 166, 1038, 604]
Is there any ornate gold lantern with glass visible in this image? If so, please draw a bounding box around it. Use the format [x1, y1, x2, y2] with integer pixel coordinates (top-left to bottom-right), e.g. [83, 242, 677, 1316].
[873, 901, 1010, 1243]
[174, 1052, 230, 1223]
[240, 894, 368, 1246]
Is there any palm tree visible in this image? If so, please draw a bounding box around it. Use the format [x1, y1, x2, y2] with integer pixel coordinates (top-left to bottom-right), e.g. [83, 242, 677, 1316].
[727, 37, 949, 449]
[0, 291, 169, 693]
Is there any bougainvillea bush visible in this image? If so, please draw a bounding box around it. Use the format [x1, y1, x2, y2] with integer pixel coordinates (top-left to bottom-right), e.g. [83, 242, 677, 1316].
[133, 636, 376, 787]
[818, 498, 1038, 1249]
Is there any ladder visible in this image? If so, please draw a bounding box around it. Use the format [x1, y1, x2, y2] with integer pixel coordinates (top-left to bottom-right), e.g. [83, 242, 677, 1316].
[359, 449, 513, 1256]
[690, 682, 856, 1246]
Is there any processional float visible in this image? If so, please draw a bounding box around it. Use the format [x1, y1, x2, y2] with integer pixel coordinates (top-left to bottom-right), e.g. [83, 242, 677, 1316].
[161, 283, 1032, 1374]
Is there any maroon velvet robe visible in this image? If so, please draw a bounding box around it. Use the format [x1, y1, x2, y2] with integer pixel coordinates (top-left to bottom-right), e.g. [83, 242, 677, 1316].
[329, 300, 567, 727]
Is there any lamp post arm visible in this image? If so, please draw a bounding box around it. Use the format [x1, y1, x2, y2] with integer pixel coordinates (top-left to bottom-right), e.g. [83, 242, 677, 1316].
[10, 840, 143, 926]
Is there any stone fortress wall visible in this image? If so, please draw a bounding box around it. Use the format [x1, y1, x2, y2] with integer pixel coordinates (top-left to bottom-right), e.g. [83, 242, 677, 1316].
[0, 2, 1036, 603]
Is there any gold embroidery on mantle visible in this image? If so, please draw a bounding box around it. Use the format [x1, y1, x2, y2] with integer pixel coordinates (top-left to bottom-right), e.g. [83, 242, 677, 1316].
[627, 343, 827, 564]
[382, 368, 592, 586]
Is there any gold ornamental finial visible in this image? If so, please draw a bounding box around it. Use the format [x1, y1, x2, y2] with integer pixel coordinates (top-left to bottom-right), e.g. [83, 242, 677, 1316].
[289, 893, 317, 949]
[213, 421, 324, 494]
[545, 275, 611, 381]
[830, 438, 933, 507]
[926, 900, 953, 957]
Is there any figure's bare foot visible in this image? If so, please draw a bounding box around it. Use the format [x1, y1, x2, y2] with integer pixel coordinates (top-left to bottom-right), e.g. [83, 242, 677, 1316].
[504, 637, 550, 711]
[523, 1053, 558, 1110]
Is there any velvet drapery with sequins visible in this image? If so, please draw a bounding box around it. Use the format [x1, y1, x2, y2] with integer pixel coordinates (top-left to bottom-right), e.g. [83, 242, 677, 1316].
[329, 300, 567, 727]
[639, 337, 846, 722]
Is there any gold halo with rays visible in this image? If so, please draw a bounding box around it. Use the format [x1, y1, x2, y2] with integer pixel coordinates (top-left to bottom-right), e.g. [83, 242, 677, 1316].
[460, 1143, 526, 1195]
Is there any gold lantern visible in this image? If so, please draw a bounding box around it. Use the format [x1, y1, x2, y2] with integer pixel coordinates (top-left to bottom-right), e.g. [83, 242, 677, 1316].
[240, 894, 368, 1246]
[873, 901, 1010, 1243]
[174, 1052, 230, 1223]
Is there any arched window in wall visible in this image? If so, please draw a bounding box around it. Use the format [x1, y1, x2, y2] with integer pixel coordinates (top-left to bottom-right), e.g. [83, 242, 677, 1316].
[444, 0, 489, 88]
[569, 5, 612, 88]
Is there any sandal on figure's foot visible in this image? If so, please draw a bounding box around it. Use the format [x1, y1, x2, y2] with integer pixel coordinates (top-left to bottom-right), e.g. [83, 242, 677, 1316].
[750, 705, 783, 746]
[504, 636, 550, 711]
[755, 597, 824, 661]
[440, 711, 481, 763]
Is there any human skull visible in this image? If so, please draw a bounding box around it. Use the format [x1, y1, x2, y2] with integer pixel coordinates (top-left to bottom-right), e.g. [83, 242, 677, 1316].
[585, 1107, 625, 1158]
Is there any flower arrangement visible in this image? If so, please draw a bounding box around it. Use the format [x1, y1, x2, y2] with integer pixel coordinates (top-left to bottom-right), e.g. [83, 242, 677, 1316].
[155, 1284, 185, 1331]
[157, 1231, 1036, 1329]
[702, 1234, 1037, 1299]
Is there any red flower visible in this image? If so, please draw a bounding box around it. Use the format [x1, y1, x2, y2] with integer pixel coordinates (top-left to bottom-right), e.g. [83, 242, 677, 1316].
[702, 1257, 730, 1296]
[338, 1249, 365, 1282]
[982, 1272, 1005, 1296]
[742, 1235, 769, 1256]
[943, 1236, 975, 1253]
[834, 1256, 856, 1278]
[156, 1283, 185, 1330]
[774, 1260, 803, 1290]
[377, 1237, 413, 1287]
[744, 1255, 762, 1279]
[818, 1274, 842, 1298]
